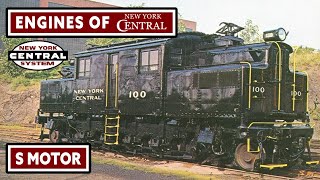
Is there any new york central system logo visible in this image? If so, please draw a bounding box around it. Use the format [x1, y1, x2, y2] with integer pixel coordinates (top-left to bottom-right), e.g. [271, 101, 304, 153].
[8, 40, 68, 71]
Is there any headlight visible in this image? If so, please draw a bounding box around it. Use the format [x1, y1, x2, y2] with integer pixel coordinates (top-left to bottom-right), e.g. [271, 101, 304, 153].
[278, 28, 287, 41]
[263, 28, 287, 41]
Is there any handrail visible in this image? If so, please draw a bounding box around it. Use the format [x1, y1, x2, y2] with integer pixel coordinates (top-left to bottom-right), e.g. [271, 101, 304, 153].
[105, 64, 109, 107]
[302, 71, 309, 113]
[247, 121, 314, 128]
[240, 62, 252, 110]
[292, 47, 299, 111]
[115, 63, 119, 108]
[273, 42, 282, 111]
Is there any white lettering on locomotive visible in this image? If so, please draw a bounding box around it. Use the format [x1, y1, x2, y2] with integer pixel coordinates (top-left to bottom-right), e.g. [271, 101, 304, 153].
[74, 89, 86, 94]
[74, 88, 104, 101]
[291, 90, 302, 97]
[252, 86, 265, 93]
[88, 89, 104, 93]
[75, 96, 102, 100]
[74, 89, 103, 94]
[129, 90, 147, 99]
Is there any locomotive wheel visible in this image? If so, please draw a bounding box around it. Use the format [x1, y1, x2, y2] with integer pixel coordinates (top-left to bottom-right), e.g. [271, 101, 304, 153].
[235, 143, 260, 171]
[49, 130, 60, 143]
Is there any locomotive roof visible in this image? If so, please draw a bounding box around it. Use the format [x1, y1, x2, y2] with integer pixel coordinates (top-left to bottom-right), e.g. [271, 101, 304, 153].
[207, 42, 293, 54]
[207, 43, 272, 54]
[74, 32, 214, 58]
[74, 38, 169, 58]
[74, 33, 293, 58]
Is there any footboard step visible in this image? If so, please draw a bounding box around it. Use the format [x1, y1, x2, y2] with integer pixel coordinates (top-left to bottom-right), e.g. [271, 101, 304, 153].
[306, 161, 319, 165]
[260, 164, 287, 170]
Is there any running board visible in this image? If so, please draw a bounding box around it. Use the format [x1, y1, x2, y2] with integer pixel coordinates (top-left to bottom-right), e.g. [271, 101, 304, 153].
[306, 161, 319, 165]
[260, 164, 287, 170]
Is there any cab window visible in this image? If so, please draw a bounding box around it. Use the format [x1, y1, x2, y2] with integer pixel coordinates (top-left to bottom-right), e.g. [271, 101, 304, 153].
[140, 49, 159, 72]
[78, 58, 91, 78]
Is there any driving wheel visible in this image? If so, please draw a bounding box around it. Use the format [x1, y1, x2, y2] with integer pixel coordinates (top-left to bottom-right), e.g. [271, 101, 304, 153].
[235, 143, 261, 171]
[49, 130, 60, 143]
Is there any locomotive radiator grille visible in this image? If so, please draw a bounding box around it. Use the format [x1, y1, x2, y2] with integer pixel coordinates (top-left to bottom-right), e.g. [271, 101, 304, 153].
[104, 115, 120, 145]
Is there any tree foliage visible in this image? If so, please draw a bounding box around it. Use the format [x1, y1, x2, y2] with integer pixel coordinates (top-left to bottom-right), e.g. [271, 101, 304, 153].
[239, 19, 263, 44]
[178, 19, 186, 33]
[0, 36, 30, 77]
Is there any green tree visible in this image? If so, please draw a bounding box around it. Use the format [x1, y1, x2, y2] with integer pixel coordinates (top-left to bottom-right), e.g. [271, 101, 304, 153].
[178, 19, 186, 33]
[239, 19, 263, 44]
[0, 36, 30, 77]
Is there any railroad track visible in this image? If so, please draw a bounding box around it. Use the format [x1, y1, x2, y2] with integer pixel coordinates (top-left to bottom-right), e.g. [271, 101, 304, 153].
[0, 124, 319, 179]
[93, 145, 320, 179]
[0, 125, 48, 143]
[0, 123, 38, 128]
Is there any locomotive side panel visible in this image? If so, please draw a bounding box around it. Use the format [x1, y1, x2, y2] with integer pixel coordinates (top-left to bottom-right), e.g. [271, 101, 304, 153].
[248, 68, 272, 114]
[119, 45, 164, 116]
[117, 49, 141, 114]
[73, 54, 107, 114]
[87, 54, 106, 114]
[72, 42, 166, 116]
[39, 79, 74, 113]
[166, 65, 242, 118]
[293, 73, 308, 116]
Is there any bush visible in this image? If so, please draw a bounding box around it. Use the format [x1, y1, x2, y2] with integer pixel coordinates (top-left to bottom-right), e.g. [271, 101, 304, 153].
[24, 71, 52, 79]
[0, 36, 30, 77]
[11, 76, 32, 90]
[0, 74, 13, 84]
[289, 47, 320, 70]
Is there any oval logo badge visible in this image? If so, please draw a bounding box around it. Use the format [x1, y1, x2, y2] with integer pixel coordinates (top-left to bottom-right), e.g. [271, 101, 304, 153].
[8, 41, 68, 70]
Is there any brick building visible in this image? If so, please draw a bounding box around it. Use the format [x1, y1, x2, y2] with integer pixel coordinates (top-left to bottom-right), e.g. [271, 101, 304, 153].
[180, 19, 197, 32]
[0, 0, 196, 57]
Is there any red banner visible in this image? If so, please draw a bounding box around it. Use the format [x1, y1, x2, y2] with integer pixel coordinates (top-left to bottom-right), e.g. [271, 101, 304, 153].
[6, 144, 90, 173]
[7, 8, 177, 37]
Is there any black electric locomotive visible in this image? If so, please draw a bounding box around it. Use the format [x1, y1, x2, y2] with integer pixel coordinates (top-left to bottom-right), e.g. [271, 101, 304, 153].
[36, 23, 318, 171]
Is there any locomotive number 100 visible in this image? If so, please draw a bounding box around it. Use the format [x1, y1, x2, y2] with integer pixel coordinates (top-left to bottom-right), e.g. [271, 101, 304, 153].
[291, 91, 302, 97]
[129, 91, 146, 99]
[252, 86, 265, 93]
